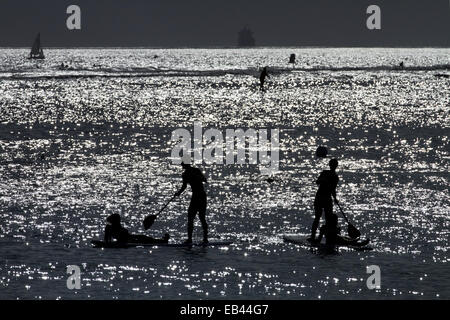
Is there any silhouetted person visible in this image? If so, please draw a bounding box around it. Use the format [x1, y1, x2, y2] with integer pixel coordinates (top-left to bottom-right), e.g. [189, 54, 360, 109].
[289, 54, 296, 68]
[308, 158, 339, 242]
[175, 161, 208, 244]
[104, 213, 169, 244]
[399, 61, 404, 69]
[259, 67, 270, 91]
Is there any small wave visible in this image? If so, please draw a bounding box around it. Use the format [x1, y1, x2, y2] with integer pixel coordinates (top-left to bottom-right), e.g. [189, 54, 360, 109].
[0, 64, 448, 80]
[286, 64, 450, 73]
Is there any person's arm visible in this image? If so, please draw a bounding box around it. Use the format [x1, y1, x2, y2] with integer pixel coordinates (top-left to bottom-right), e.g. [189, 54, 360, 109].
[104, 225, 112, 243]
[332, 177, 339, 204]
[316, 172, 325, 185]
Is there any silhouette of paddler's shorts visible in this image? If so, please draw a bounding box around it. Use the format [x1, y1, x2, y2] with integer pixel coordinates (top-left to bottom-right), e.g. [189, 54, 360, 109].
[188, 192, 207, 217]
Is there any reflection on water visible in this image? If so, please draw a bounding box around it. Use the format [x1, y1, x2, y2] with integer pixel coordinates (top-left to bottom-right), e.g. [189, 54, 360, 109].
[0, 48, 449, 299]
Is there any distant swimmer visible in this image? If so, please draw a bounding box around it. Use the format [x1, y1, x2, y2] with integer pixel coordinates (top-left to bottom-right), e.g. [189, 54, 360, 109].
[259, 67, 270, 91]
[174, 159, 208, 244]
[104, 213, 169, 244]
[308, 158, 340, 242]
[289, 54, 296, 68]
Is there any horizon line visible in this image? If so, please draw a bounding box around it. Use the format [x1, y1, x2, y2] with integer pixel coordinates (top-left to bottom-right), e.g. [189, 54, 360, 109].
[2, 45, 450, 49]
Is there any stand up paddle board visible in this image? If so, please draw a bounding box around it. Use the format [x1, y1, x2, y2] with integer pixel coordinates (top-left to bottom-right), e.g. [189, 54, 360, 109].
[283, 235, 372, 251]
[91, 240, 233, 249]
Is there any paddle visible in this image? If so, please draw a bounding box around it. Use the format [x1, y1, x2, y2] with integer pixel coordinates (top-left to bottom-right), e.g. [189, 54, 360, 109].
[143, 194, 178, 230]
[336, 202, 361, 239]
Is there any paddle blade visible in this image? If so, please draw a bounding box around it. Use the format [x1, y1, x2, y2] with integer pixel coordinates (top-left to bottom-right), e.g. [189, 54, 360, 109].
[143, 215, 157, 230]
[347, 223, 361, 239]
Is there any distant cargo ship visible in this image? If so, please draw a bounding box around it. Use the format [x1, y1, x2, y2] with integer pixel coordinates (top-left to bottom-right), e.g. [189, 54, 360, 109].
[237, 26, 255, 47]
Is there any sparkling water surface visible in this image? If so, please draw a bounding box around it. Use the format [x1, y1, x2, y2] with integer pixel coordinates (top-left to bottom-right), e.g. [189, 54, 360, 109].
[0, 48, 449, 299]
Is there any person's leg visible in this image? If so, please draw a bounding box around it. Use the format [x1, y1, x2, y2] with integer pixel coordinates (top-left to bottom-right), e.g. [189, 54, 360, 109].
[129, 234, 154, 243]
[323, 204, 335, 245]
[150, 235, 170, 244]
[187, 201, 197, 243]
[325, 226, 337, 245]
[310, 200, 322, 240]
[324, 201, 333, 224]
[118, 228, 130, 244]
[198, 196, 208, 242]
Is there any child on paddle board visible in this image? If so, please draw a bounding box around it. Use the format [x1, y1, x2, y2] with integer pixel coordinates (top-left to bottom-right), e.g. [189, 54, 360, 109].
[104, 214, 169, 244]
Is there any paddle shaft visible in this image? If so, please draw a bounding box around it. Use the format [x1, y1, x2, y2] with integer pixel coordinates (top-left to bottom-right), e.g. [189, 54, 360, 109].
[155, 194, 178, 218]
[336, 202, 350, 223]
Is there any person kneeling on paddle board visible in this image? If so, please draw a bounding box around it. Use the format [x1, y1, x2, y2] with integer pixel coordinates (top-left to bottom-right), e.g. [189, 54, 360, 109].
[174, 159, 208, 245]
[104, 214, 169, 244]
[308, 158, 339, 242]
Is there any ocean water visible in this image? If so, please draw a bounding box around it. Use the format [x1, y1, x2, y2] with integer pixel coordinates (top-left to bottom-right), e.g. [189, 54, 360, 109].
[0, 48, 449, 300]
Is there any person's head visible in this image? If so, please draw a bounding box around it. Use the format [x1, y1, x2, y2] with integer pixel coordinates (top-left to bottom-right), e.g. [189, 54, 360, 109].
[106, 213, 121, 226]
[329, 158, 338, 171]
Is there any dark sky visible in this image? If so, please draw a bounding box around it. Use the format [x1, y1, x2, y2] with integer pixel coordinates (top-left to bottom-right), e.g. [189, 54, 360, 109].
[0, 0, 448, 47]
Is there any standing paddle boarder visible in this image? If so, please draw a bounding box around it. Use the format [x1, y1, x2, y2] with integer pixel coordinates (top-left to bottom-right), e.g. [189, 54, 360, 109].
[174, 160, 208, 244]
[308, 158, 340, 243]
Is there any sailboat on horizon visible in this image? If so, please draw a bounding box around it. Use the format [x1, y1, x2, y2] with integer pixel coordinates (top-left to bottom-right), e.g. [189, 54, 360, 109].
[28, 33, 45, 60]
